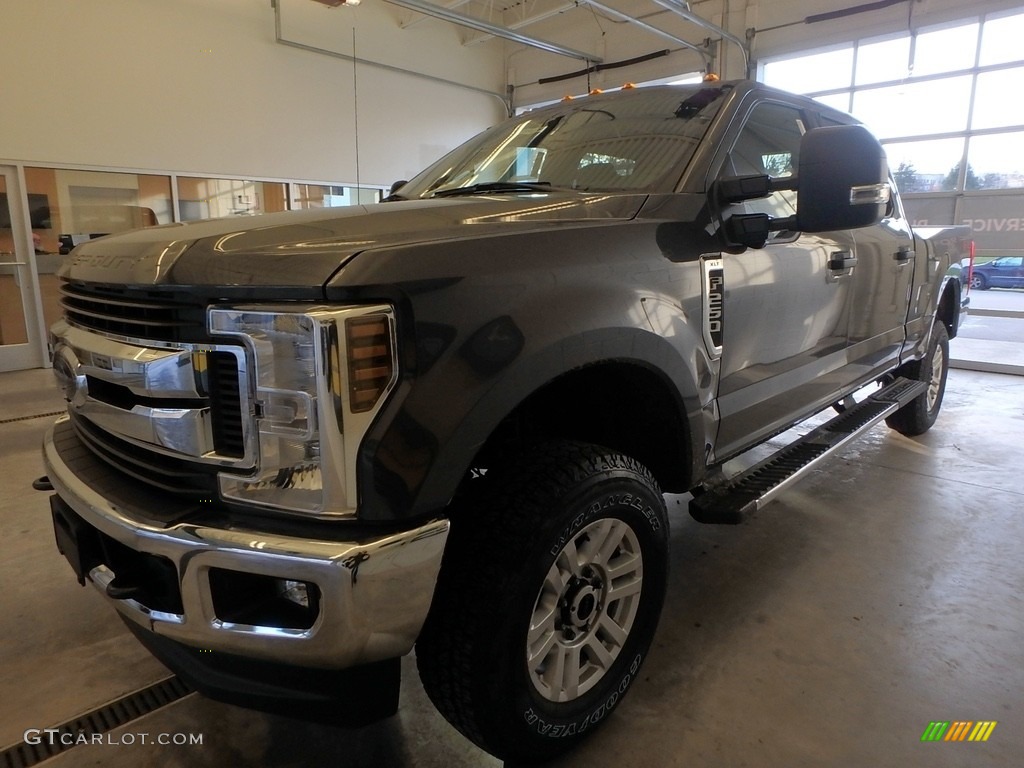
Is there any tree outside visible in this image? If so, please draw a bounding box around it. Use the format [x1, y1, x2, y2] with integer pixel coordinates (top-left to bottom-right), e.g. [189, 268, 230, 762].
[893, 162, 923, 193]
[941, 162, 982, 191]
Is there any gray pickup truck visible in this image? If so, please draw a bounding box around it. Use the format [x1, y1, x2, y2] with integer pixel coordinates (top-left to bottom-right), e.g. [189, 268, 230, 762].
[42, 80, 969, 762]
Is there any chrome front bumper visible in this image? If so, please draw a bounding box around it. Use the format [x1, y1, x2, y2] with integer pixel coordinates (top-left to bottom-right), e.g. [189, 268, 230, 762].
[43, 416, 449, 669]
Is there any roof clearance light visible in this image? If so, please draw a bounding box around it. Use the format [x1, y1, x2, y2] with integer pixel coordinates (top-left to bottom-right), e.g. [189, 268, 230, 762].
[622, 82, 637, 89]
[589, 88, 604, 95]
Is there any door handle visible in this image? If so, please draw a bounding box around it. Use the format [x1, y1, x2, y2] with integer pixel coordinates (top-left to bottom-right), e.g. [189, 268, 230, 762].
[894, 246, 913, 264]
[828, 251, 858, 270]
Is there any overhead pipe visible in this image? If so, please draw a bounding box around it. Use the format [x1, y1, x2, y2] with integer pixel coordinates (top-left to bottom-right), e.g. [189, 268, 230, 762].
[401, 0, 472, 28]
[580, 0, 711, 60]
[648, 0, 749, 69]
[463, 1, 578, 47]
[381, 0, 604, 62]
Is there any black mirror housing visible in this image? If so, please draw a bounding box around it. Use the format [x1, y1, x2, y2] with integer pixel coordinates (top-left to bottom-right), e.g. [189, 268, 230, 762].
[725, 213, 771, 249]
[715, 174, 772, 204]
[796, 125, 889, 233]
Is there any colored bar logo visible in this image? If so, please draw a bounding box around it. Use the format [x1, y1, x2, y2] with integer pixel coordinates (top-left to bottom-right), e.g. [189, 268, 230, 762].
[921, 721, 997, 742]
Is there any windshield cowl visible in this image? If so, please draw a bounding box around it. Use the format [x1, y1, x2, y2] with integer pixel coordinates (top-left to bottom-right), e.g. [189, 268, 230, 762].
[432, 181, 555, 198]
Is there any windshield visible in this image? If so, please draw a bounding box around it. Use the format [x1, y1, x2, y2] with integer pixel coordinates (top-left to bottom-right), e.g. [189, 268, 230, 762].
[396, 85, 730, 198]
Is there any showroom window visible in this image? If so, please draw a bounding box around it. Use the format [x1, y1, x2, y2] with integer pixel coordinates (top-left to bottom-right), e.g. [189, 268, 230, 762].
[760, 11, 1024, 197]
[3, 162, 385, 371]
[761, 8, 1024, 374]
[290, 184, 380, 208]
[177, 177, 288, 221]
[23, 167, 175, 335]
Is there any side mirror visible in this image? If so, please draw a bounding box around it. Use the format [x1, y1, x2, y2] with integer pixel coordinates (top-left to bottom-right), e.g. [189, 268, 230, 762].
[796, 124, 889, 232]
[383, 180, 409, 202]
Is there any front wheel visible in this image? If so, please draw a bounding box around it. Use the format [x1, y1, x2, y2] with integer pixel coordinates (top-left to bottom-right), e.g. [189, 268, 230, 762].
[416, 441, 669, 763]
[886, 321, 949, 436]
[970, 272, 988, 290]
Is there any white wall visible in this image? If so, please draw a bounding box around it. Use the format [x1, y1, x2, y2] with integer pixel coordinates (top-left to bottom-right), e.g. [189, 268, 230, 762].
[4, 0, 1021, 178]
[0, 0, 506, 186]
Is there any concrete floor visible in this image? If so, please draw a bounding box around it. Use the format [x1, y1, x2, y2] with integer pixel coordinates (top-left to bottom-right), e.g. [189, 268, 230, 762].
[1, 366, 1021, 767]
[950, 288, 1024, 375]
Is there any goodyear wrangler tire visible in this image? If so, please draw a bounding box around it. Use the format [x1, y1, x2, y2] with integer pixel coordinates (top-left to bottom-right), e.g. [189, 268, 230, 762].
[886, 321, 950, 436]
[416, 441, 669, 763]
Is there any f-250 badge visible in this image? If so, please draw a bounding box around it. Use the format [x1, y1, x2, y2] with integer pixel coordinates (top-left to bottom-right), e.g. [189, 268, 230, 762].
[702, 256, 724, 356]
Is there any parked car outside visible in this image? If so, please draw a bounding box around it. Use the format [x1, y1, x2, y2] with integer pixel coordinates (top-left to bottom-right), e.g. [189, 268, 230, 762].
[969, 255, 1024, 290]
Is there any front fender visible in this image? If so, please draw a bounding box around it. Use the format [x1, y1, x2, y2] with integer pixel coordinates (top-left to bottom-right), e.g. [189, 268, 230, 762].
[413, 325, 706, 520]
[329, 225, 711, 522]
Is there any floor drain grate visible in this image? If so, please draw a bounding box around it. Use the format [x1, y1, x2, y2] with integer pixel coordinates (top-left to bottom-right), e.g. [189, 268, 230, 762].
[0, 411, 64, 426]
[0, 676, 192, 768]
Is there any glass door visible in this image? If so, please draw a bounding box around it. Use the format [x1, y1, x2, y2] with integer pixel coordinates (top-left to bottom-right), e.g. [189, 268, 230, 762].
[0, 166, 47, 370]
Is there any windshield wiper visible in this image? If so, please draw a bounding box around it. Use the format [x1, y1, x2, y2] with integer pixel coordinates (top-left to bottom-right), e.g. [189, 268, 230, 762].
[433, 181, 553, 198]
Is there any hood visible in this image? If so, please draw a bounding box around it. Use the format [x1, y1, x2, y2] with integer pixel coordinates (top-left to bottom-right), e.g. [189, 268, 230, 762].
[59, 193, 648, 288]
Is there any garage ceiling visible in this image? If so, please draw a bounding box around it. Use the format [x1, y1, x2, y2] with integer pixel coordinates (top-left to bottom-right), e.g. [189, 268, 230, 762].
[380, 0, 747, 65]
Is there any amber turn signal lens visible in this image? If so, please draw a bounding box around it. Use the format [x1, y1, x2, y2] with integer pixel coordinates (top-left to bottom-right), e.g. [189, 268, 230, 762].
[346, 316, 393, 413]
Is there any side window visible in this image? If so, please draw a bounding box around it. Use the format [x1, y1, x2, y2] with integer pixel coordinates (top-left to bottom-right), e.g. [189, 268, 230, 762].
[722, 102, 806, 225]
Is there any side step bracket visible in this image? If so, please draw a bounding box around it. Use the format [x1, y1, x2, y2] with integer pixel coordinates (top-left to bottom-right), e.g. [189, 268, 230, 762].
[689, 377, 926, 524]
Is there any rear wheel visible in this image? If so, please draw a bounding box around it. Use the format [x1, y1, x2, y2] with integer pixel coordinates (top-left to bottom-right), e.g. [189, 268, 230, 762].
[416, 441, 669, 763]
[886, 321, 949, 436]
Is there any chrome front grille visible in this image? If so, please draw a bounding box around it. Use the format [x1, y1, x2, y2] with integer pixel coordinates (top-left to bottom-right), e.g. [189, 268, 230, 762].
[52, 290, 255, 496]
[207, 351, 246, 459]
[70, 412, 220, 496]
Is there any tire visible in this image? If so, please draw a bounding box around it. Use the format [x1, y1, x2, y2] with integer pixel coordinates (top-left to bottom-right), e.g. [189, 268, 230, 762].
[970, 272, 988, 290]
[885, 321, 949, 436]
[416, 441, 669, 763]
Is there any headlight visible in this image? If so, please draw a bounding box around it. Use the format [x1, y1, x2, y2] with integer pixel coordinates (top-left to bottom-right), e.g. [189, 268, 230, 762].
[209, 305, 396, 517]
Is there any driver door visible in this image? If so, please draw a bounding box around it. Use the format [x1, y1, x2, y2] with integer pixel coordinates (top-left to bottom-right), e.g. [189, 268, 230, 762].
[711, 100, 860, 459]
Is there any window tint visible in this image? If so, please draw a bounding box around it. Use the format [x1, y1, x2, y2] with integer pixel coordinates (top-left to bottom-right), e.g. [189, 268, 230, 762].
[725, 102, 805, 177]
[722, 102, 805, 224]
